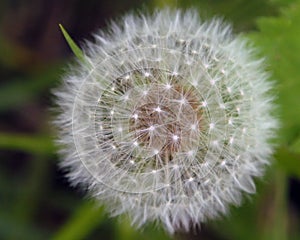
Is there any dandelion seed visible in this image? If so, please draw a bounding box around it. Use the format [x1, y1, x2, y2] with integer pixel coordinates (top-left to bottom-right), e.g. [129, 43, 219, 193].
[153, 149, 160, 155]
[53, 9, 277, 234]
[190, 123, 198, 131]
[221, 160, 227, 167]
[204, 179, 210, 185]
[144, 72, 151, 77]
[149, 125, 155, 131]
[188, 177, 194, 182]
[154, 106, 162, 112]
[172, 135, 179, 142]
[132, 113, 138, 120]
[165, 83, 172, 89]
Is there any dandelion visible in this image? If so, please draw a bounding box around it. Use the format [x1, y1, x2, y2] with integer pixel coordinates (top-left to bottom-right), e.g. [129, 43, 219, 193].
[53, 9, 277, 234]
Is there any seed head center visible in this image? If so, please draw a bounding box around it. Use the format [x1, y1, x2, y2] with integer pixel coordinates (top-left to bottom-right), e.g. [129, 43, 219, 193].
[129, 80, 202, 161]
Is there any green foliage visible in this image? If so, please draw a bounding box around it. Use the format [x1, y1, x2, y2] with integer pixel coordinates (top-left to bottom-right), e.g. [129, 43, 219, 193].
[155, 0, 278, 31]
[53, 202, 105, 240]
[275, 146, 300, 178]
[0, 133, 55, 155]
[270, 0, 298, 7]
[249, 2, 300, 178]
[250, 2, 300, 144]
[291, 137, 300, 154]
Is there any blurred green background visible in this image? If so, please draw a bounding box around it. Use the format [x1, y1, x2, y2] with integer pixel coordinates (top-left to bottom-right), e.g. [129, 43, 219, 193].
[1, 0, 300, 239]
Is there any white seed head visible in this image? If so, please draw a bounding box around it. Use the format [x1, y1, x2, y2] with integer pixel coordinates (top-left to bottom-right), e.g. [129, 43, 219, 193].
[53, 9, 278, 234]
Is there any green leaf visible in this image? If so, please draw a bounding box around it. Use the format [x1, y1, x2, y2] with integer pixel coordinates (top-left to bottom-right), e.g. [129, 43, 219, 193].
[269, 0, 298, 7]
[59, 24, 85, 62]
[53, 202, 105, 240]
[0, 133, 55, 155]
[248, 2, 300, 144]
[172, 0, 278, 31]
[274, 146, 300, 178]
[290, 137, 300, 154]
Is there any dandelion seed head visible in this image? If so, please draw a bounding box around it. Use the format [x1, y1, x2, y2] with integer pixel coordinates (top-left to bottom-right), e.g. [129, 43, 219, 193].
[53, 9, 278, 234]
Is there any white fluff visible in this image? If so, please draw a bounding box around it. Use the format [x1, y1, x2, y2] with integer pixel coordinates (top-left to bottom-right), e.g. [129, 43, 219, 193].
[53, 9, 278, 234]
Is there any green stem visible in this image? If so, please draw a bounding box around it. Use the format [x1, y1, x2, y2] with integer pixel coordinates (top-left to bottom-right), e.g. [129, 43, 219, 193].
[53, 201, 105, 240]
[261, 168, 288, 240]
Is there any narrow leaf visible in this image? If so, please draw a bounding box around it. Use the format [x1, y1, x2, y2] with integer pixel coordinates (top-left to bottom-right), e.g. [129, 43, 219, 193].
[0, 133, 56, 155]
[59, 24, 85, 62]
